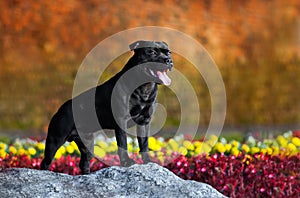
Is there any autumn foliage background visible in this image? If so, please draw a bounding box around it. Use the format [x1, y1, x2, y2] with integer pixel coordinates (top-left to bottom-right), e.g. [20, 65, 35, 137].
[0, 0, 300, 132]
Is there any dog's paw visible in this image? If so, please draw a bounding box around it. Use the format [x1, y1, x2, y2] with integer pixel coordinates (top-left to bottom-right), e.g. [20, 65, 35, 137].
[141, 153, 152, 164]
[40, 160, 50, 170]
[120, 158, 136, 167]
[81, 170, 90, 175]
[142, 158, 153, 164]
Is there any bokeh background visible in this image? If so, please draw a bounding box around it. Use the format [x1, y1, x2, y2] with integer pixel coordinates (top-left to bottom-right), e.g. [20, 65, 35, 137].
[0, 0, 299, 137]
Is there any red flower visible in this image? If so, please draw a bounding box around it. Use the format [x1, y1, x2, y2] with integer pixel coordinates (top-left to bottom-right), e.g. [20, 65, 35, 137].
[1, 152, 300, 197]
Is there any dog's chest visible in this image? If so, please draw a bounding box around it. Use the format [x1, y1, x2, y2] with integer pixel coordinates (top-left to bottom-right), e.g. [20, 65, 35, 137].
[129, 83, 157, 117]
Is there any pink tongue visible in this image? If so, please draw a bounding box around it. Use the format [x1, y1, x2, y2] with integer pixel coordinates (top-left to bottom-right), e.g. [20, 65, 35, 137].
[157, 71, 171, 86]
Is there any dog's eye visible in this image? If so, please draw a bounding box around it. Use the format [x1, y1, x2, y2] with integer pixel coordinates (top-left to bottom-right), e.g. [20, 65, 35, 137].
[147, 49, 157, 56]
[150, 50, 157, 56]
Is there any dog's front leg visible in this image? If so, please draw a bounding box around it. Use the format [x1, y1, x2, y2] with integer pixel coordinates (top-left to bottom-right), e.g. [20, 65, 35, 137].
[115, 126, 136, 167]
[137, 124, 152, 164]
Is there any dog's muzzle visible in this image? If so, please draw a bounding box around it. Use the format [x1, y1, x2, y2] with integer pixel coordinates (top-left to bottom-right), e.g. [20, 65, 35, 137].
[150, 68, 171, 86]
[144, 60, 172, 86]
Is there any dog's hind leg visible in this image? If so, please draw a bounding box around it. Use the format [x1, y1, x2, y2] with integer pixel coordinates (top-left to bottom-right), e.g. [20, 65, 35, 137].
[41, 100, 74, 170]
[73, 134, 93, 175]
[40, 135, 66, 170]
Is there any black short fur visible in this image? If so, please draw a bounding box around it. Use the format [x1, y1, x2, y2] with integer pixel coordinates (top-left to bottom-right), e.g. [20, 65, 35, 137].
[41, 41, 173, 174]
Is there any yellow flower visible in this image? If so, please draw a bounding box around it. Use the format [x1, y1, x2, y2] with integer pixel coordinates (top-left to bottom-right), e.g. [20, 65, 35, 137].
[156, 139, 164, 147]
[155, 144, 162, 151]
[194, 141, 202, 148]
[178, 146, 188, 156]
[157, 151, 164, 157]
[149, 151, 155, 157]
[127, 143, 133, 152]
[183, 140, 194, 151]
[96, 141, 108, 149]
[54, 150, 62, 159]
[66, 145, 74, 154]
[266, 147, 273, 155]
[149, 137, 161, 151]
[149, 136, 156, 145]
[250, 147, 260, 154]
[28, 147, 37, 156]
[196, 142, 211, 155]
[214, 142, 226, 153]
[166, 149, 172, 156]
[17, 148, 26, 155]
[134, 147, 140, 153]
[106, 144, 118, 153]
[202, 142, 212, 154]
[206, 139, 217, 147]
[272, 146, 279, 155]
[70, 141, 79, 152]
[168, 139, 178, 151]
[0, 142, 7, 150]
[58, 146, 66, 155]
[158, 155, 164, 163]
[287, 143, 297, 153]
[231, 147, 240, 157]
[54, 146, 66, 159]
[260, 148, 273, 155]
[37, 142, 45, 151]
[161, 141, 167, 148]
[205, 135, 218, 147]
[242, 155, 252, 165]
[193, 142, 204, 155]
[276, 135, 288, 147]
[261, 148, 267, 155]
[111, 141, 117, 146]
[241, 144, 250, 153]
[231, 140, 240, 148]
[291, 137, 300, 147]
[225, 144, 232, 152]
[148, 137, 156, 149]
[9, 146, 17, 155]
[0, 149, 6, 158]
[194, 147, 202, 155]
[94, 146, 106, 158]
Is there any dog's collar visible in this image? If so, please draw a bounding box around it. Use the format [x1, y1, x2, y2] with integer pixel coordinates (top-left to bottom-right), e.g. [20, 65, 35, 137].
[129, 40, 169, 51]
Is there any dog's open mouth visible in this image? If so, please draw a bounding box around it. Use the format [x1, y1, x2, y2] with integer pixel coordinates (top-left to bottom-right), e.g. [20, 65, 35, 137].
[146, 68, 171, 86]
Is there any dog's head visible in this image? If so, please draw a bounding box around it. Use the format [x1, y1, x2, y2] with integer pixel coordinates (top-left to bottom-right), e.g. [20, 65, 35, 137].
[127, 40, 173, 86]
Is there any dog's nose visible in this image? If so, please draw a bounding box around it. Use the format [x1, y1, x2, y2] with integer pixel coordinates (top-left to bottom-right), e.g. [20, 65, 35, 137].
[165, 58, 173, 65]
[165, 59, 173, 69]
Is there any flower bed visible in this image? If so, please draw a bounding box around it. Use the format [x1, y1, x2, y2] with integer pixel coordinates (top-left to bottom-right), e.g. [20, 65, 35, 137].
[0, 131, 300, 197]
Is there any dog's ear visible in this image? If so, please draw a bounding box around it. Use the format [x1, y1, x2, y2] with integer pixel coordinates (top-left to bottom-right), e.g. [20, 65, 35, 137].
[129, 41, 141, 51]
[162, 41, 168, 47]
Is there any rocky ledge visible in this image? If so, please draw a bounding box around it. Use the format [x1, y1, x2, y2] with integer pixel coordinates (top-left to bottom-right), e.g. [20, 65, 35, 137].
[0, 163, 226, 198]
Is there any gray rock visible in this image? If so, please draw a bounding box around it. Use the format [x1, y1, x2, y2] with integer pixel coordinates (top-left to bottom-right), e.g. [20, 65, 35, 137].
[0, 163, 226, 198]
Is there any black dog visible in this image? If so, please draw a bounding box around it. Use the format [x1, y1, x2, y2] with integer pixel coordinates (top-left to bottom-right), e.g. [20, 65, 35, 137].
[41, 41, 173, 174]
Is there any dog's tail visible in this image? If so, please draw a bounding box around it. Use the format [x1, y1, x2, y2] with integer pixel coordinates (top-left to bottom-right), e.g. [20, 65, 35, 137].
[47, 99, 75, 139]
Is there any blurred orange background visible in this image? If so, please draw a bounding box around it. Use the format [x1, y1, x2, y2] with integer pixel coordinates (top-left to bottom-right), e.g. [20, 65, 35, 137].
[0, 0, 299, 133]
